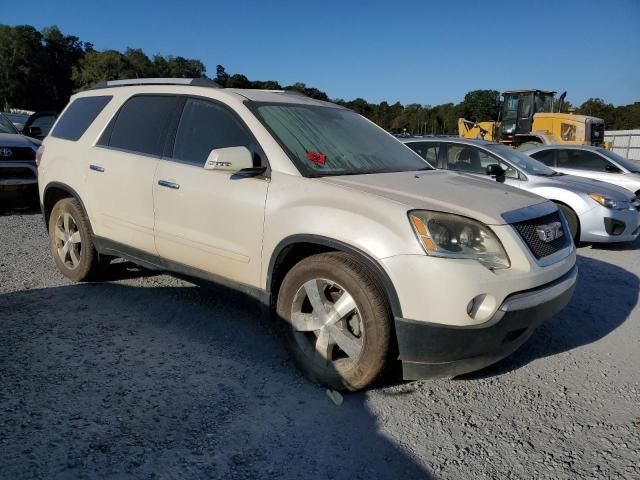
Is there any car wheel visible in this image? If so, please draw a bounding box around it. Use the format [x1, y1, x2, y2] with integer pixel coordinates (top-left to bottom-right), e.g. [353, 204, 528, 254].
[276, 252, 392, 391]
[555, 202, 579, 243]
[48, 197, 107, 282]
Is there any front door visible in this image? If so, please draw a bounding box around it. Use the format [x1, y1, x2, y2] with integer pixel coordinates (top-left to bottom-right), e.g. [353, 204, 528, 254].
[153, 97, 269, 287]
[443, 143, 521, 188]
[554, 149, 622, 184]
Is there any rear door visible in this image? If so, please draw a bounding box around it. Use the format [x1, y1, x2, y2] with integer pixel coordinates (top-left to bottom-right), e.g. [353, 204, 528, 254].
[152, 97, 269, 287]
[90, 94, 181, 254]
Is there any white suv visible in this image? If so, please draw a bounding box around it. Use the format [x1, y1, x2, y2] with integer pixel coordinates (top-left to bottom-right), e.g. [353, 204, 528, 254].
[38, 78, 577, 390]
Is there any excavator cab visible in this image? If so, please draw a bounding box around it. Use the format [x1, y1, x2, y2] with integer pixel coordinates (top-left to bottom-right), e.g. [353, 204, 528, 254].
[498, 90, 556, 142]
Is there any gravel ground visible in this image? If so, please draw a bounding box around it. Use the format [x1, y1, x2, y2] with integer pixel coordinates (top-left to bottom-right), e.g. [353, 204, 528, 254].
[1, 194, 639, 479]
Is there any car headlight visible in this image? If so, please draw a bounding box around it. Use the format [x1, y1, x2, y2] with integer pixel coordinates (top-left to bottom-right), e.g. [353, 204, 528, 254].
[408, 210, 510, 270]
[589, 193, 631, 210]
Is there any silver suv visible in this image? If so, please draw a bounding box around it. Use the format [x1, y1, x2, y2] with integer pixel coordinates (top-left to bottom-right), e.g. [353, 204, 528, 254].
[38, 79, 577, 390]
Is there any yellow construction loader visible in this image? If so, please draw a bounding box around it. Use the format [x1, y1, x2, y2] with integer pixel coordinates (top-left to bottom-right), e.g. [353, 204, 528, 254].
[458, 89, 607, 148]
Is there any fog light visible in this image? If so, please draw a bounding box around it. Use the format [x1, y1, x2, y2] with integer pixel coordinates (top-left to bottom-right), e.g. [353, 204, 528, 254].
[467, 294, 497, 322]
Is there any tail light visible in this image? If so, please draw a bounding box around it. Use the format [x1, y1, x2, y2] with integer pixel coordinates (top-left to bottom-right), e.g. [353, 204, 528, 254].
[35, 145, 45, 167]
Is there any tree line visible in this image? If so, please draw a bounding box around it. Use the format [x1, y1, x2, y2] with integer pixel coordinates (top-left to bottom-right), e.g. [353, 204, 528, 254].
[1, 24, 638, 133]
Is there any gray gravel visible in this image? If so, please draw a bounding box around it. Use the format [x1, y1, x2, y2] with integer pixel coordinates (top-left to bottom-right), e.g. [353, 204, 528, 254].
[1, 195, 639, 479]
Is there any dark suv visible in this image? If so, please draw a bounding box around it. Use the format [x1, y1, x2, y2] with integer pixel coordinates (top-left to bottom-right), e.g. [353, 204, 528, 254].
[0, 112, 40, 194]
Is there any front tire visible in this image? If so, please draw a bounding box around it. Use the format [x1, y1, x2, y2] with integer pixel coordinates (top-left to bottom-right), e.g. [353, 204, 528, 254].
[276, 252, 392, 391]
[48, 198, 106, 282]
[555, 202, 579, 243]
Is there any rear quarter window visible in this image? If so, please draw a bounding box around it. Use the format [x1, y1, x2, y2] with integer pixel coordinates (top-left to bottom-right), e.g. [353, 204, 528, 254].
[51, 96, 112, 141]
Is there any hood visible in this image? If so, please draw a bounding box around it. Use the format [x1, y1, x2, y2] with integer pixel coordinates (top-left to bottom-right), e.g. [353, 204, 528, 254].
[539, 173, 634, 200]
[0, 133, 40, 149]
[318, 170, 548, 225]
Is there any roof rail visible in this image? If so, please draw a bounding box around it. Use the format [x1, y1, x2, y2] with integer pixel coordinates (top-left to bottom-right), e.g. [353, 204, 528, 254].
[90, 77, 222, 90]
[280, 89, 308, 98]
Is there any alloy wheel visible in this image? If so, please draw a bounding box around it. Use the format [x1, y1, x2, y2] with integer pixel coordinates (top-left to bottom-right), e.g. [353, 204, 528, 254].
[289, 278, 364, 364]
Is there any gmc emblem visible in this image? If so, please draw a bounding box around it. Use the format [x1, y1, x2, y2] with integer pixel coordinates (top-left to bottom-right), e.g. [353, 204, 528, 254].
[536, 222, 564, 243]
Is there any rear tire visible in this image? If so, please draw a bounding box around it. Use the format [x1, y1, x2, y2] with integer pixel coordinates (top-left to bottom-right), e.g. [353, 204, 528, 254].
[555, 202, 579, 243]
[276, 252, 392, 391]
[48, 198, 108, 282]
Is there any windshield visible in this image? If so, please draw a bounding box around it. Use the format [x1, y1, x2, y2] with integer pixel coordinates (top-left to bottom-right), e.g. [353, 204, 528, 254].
[253, 104, 431, 176]
[0, 113, 19, 134]
[600, 149, 640, 173]
[486, 143, 557, 176]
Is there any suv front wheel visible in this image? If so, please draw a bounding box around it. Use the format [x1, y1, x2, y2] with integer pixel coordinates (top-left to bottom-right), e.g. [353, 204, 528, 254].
[48, 197, 107, 282]
[276, 252, 392, 391]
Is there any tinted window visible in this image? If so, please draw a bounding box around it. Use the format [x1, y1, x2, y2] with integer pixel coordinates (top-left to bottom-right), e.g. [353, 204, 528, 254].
[172, 98, 254, 165]
[530, 149, 555, 166]
[102, 95, 177, 157]
[446, 144, 517, 178]
[407, 142, 439, 167]
[557, 150, 610, 171]
[52, 96, 112, 141]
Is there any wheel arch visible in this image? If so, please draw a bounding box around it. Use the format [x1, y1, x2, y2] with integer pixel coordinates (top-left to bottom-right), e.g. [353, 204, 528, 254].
[551, 199, 581, 240]
[266, 234, 402, 318]
[42, 182, 92, 234]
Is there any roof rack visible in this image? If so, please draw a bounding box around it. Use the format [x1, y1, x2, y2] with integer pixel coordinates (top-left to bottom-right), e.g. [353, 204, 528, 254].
[90, 77, 222, 90]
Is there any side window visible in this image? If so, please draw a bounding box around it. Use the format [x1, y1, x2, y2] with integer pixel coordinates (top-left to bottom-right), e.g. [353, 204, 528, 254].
[446, 145, 517, 178]
[530, 149, 555, 167]
[51, 96, 112, 141]
[557, 150, 610, 171]
[99, 95, 178, 157]
[407, 142, 439, 167]
[172, 98, 255, 166]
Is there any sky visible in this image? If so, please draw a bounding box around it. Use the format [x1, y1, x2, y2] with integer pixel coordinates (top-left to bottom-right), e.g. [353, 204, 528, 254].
[2, 0, 639, 107]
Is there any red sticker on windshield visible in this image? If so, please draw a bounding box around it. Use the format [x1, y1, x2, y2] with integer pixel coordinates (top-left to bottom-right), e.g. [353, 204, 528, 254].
[307, 151, 327, 165]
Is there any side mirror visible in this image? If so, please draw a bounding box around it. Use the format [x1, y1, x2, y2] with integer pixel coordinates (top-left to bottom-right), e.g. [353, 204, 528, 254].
[605, 164, 622, 173]
[23, 126, 42, 138]
[204, 146, 253, 172]
[486, 164, 506, 183]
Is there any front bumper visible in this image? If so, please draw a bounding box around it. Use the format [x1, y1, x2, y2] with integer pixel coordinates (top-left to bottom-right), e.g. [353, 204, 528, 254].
[0, 161, 38, 188]
[579, 205, 640, 243]
[395, 265, 577, 380]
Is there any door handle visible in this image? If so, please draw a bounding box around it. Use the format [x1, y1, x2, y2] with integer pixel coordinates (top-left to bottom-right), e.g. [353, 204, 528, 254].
[158, 179, 180, 190]
[89, 164, 105, 172]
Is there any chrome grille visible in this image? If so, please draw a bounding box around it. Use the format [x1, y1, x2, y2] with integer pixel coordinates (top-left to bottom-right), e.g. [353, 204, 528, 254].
[512, 211, 570, 259]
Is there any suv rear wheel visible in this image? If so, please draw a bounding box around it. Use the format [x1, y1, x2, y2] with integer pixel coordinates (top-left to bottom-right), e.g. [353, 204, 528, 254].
[276, 252, 392, 391]
[48, 198, 107, 282]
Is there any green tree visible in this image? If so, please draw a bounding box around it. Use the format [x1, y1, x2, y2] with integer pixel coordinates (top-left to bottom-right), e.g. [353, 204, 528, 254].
[458, 90, 500, 122]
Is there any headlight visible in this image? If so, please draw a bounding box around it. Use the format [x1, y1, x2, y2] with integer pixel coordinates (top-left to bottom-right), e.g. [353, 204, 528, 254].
[408, 210, 510, 270]
[590, 193, 631, 210]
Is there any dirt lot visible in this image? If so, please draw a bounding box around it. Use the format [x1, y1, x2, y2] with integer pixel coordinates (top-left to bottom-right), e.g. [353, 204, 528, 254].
[1, 194, 639, 480]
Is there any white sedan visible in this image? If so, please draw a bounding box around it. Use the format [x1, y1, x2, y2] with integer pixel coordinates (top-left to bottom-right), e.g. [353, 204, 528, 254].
[524, 145, 640, 196]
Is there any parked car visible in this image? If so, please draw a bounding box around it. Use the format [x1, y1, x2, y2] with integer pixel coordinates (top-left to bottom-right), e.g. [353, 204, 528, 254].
[38, 78, 577, 390]
[402, 137, 640, 244]
[524, 145, 640, 196]
[21, 111, 58, 140]
[0, 112, 40, 194]
[2, 112, 29, 131]
[1, 111, 58, 140]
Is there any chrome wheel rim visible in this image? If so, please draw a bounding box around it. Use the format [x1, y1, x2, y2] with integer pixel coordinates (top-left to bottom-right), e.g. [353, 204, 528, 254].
[54, 212, 82, 269]
[290, 278, 364, 364]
